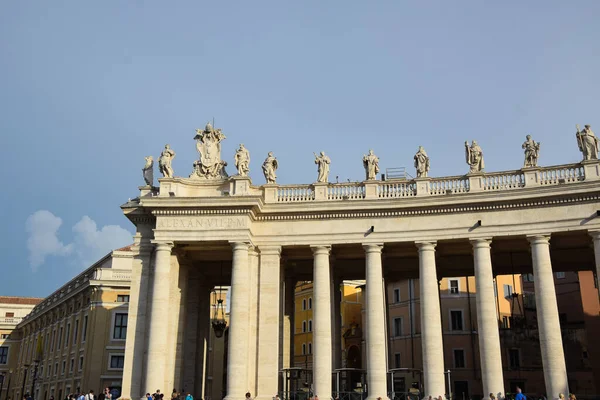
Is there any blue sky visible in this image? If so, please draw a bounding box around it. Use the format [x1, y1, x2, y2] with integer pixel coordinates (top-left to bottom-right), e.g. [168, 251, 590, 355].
[1, 1, 599, 297]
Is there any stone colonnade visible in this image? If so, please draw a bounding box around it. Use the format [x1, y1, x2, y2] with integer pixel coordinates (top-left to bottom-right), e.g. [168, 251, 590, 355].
[123, 233, 594, 400]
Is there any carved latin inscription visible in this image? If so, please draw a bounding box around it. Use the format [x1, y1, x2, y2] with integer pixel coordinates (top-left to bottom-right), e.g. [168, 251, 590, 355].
[157, 216, 247, 230]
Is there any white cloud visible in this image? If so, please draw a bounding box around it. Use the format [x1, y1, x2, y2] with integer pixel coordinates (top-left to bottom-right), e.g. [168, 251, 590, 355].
[25, 210, 132, 271]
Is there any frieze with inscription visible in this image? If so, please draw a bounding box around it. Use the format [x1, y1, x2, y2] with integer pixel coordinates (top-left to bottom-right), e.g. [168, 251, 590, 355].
[157, 216, 248, 230]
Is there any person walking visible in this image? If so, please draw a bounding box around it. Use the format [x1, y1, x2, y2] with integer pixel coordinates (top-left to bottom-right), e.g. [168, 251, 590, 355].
[515, 387, 526, 400]
[185, 393, 193, 400]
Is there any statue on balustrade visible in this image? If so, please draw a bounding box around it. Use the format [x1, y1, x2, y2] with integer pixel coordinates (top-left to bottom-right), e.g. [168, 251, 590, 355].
[262, 152, 278, 184]
[191, 122, 228, 179]
[234, 144, 250, 176]
[414, 146, 430, 178]
[314, 151, 331, 183]
[362, 149, 380, 180]
[576, 124, 599, 161]
[465, 140, 484, 173]
[142, 156, 154, 186]
[522, 135, 541, 168]
[158, 145, 176, 178]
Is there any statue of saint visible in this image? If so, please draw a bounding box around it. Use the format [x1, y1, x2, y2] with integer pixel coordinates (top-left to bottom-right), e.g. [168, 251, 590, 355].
[142, 156, 154, 186]
[362, 150, 380, 180]
[522, 135, 541, 168]
[262, 152, 278, 184]
[314, 151, 331, 183]
[158, 145, 175, 178]
[191, 122, 228, 179]
[234, 144, 250, 176]
[465, 140, 484, 173]
[576, 124, 599, 161]
[414, 146, 430, 178]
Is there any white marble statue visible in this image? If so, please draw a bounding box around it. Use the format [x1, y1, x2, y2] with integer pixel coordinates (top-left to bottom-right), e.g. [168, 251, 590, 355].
[314, 151, 331, 183]
[414, 146, 430, 178]
[234, 144, 250, 176]
[158, 145, 175, 178]
[576, 124, 599, 161]
[465, 140, 484, 173]
[191, 122, 228, 179]
[522, 135, 541, 168]
[142, 156, 154, 186]
[262, 152, 278, 184]
[362, 149, 380, 180]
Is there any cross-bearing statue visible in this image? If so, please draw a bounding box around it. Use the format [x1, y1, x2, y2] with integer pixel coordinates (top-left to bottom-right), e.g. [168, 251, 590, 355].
[465, 140, 484, 173]
[158, 145, 175, 178]
[262, 152, 278, 184]
[234, 144, 250, 176]
[522, 135, 541, 168]
[191, 122, 228, 179]
[576, 124, 599, 161]
[142, 156, 154, 186]
[362, 150, 380, 181]
[414, 146, 430, 178]
[314, 151, 331, 183]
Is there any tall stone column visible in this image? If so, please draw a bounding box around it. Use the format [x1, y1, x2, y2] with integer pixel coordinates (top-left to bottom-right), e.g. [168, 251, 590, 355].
[247, 247, 260, 396]
[224, 242, 251, 400]
[195, 283, 212, 399]
[121, 240, 152, 400]
[589, 231, 600, 289]
[311, 246, 332, 399]
[144, 241, 174, 392]
[364, 244, 387, 400]
[416, 242, 445, 398]
[282, 275, 295, 370]
[529, 236, 568, 399]
[471, 239, 504, 399]
[332, 274, 342, 370]
[256, 246, 282, 400]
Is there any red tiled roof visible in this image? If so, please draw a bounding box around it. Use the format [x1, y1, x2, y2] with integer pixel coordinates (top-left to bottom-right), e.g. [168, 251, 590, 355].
[115, 245, 133, 252]
[0, 296, 44, 305]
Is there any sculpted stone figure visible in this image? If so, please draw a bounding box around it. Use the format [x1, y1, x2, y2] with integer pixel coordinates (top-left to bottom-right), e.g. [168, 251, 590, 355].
[414, 146, 430, 178]
[262, 152, 278, 184]
[465, 140, 484, 173]
[522, 135, 541, 168]
[234, 144, 250, 176]
[576, 124, 599, 161]
[314, 151, 331, 183]
[158, 145, 176, 178]
[142, 156, 154, 186]
[191, 122, 228, 179]
[362, 150, 380, 180]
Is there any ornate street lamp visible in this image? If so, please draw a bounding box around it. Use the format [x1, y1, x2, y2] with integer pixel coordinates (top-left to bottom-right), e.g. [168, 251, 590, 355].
[211, 287, 227, 338]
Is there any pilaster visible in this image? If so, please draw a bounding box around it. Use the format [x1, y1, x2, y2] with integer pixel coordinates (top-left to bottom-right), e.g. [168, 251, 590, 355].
[522, 167, 541, 187]
[230, 175, 253, 196]
[582, 160, 600, 181]
[363, 181, 379, 199]
[311, 245, 332, 399]
[414, 177, 431, 196]
[467, 172, 484, 192]
[312, 182, 329, 201]
[263, 184, 279, 204]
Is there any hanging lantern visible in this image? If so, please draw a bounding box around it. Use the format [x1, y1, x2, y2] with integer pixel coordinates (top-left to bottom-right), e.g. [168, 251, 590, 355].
[211, 288, 227, 338]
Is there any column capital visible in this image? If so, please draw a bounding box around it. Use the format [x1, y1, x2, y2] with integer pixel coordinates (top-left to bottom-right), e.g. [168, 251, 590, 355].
[415, 241, 437, 251]
[151, 240, 174, 251]
[230, 241, 251, 251]
[589, 230, 600, 240]
[470, 238, 492, 249]
[527, 235, 551, 245]
[258, 245, 282, 256]
[310, 245, 331, 256]
[362, 243, 384, 253]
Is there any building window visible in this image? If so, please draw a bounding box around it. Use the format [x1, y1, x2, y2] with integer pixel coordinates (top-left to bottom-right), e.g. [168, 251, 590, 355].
[117, 295, 130, 302]
[61, 360, 66, 375]
[509, 349, 520, 368]
[65, 323, 70, 347]
[523, 273, 534, 282]
[73, 320, 79, 344]
[502, 316, 510, 329]
[450, 310, 463, 331]
[393, 317, 403, 337]
[302, 321, 307, 333]
[1, 334, 9, 339]
[555, 272, 566, 279]
[5, 312, 14, 318]
[58, 327, 63, 348]
[453, 349, 465, 368]
[0, 346, 8, 364]
[39, 366, 43, 378]
[394, 353, 401, 368]
[51, 330, 55, 351]
[308, 342, 312, 354]
[69, 358, 74, 373]
[54, 362, 58, 376]
[113, 313, 128, 340]
[302, 343, 306, 355]
[503, 284, 513, 298]
[308, 297, 312, 309]
[79, 356, 84, 371]
[302, 299, 306, 311]
[109, 355, 125, 369]
[393, 288, 400, 303]
[308, 320, 313, 332]
[449, 279, 459, 294]
[82, 316, 88, 342]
